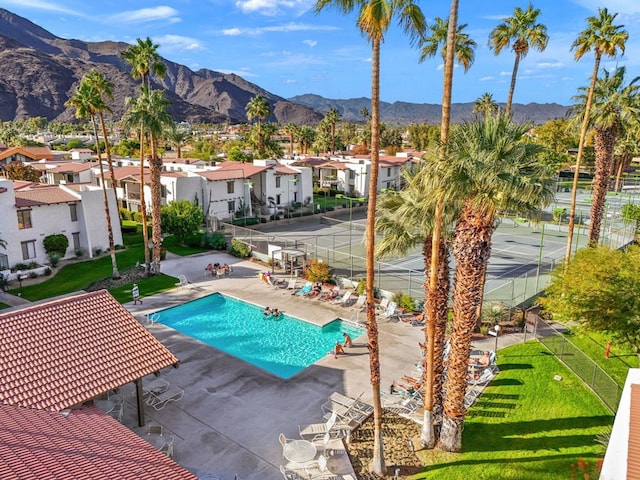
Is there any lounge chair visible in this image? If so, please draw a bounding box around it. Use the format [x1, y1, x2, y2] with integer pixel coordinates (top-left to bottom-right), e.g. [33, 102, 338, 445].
[350, 294, 366, 311]
[175, 274, 191, 288]
[319, 286, 340, 302]
[327, 392, 374, 417]
[376, 297, 389, 313]
[331, 291, 352, 306]
[299, 411, 354, 440]
[294, 282, 313, 296]
[321, 393, 372, 425]
[145, 384, 184, 410]
[380, 301, 398, 320]
[286, 278, 298, 290]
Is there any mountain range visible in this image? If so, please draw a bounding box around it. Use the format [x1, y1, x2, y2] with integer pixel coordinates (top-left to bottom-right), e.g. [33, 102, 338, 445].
[0, 8, 570, 126]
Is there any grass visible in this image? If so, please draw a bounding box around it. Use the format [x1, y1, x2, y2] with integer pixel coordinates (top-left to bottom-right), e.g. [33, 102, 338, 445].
[162, 234, 209, 256]
[0, 302, 9, 310]
[108, 274, 178, 303]
[563, 328, 637, 388]
[412, 342, 612, 480]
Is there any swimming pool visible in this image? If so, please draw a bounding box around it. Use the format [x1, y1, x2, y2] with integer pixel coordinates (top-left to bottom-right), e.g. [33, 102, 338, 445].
[152, 293, 365, 379]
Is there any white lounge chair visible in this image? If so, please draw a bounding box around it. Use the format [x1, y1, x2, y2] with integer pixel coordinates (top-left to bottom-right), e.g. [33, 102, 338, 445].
[376, 297, 389, 313]
[299, 411, 354, 440]
[331, 291, 352, 306]
[175, 274, 191, 288]
[327, 392, 374, 417]
[351, 294, 366, 311]
[321, 393, 372, 425]
[380, 301, 398, 320]
[286, 278, 298, 290]
[146, 384, 184, 410]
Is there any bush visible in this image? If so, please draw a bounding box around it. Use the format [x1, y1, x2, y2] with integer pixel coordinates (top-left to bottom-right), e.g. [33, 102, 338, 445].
[43, 234, 69, 257]
[120, 221, 138, 234]
[133, 212, 143, 223]
[228, 239, 251, 258]
[355, 279, 380, 298]
[44, 267, 52, 276]
[305, 259, 332, 283]
[184, 232, 204, 248]
[119, 208, 134, 221]
[48, 254, 60, 267]
[93, 247, 103, 256]
[204, 232, 227, 250]
[28, 271, 38, 279]
[13, 263, 29, 271]
[392, 291, 415, 312]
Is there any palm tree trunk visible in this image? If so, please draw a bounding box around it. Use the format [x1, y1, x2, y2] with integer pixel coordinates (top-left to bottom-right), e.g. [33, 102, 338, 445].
[97, 111, 120, 279]
[613, 153, 630, 193]
[505, 53, 521, 116]
[90, 116, 120, 279]
[366, 36, 385, 476]
[422, 0, 458, 449]
[440, 206, 494, 452]
[564, 54, 601, 272]
[150, 134, 163, 274]
[139, 125, 151, 275]
[588, 128, 617, 246]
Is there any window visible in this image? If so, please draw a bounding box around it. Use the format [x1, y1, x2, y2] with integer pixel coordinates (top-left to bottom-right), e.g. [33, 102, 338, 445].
[275, 176, 281, 188]
[21, 240, 36, 260]
[349, 170, 355, 180]
[72, 232, 81, 251]
[227, 181, 235, 194]
[276, 194, 282, 205]
[69, 203, 78, 222]
[17, 210, 32, 229]
[387, 167, 391, 177]
[227, 200, 235, 213]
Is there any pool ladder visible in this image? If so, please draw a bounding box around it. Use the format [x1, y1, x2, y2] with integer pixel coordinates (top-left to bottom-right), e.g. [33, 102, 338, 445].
[146, 312, 160, 325]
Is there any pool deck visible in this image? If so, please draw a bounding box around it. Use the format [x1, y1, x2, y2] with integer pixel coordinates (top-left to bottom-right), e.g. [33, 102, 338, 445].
[119, 252, 431, 479]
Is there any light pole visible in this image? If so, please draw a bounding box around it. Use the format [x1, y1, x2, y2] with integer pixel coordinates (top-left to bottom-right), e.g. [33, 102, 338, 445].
[336, 193, 357, 255]
[244, 180, 253, 219]
[493, 324, 501, 352]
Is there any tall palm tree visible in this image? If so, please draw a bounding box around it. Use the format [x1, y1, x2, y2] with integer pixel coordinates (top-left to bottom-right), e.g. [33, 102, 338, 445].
[434, 113, 554, 452]
[246, 95, 271, 155]
[298, 126, 316, 154]
[282, 123, 300, 156]
[376, 165, 455, 444]
[473, 92, 499, 118]
[419, 17, 476, 72]
[564, 8, 628, 270]
[325, 108, 342, 154]
[612, 125, 640, 193]
[65, 75, 121, 279]
[488, 4, 548, 116]
[141, 88, 173, 273]
[122, 37, 167, 275]
[571, 67, 640, 246]
[421, 0, 459, 449]
[315, 0, 425, 473]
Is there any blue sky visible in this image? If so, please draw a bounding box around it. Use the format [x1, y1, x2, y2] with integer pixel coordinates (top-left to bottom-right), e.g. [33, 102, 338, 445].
[1, 0, 639, 106]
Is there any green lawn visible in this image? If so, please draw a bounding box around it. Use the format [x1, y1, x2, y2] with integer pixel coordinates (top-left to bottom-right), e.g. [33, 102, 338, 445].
[0, 302, 9, 310]
[108, 274, 178, 304]
[563, 328, 636, 388]
[162, 234, 209, 256]
[413, 342, 612, 480]
[11, 246, 147, 301]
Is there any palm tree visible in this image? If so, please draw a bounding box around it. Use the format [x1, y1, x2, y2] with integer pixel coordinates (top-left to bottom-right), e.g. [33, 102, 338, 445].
[246, 95, 271, 155]
[165, 126, 189, 159]
[473, 92, 499, 118]
[433, 113, 554, 452]
[564, 8, 628, 270]
[315, 0, 425, 473]
[66, 77, 121, 279]
[421, 0, 459, 449]
[375, 166, 454, 443]
[488, 4, 548, 116]
[325, 108, 342, 154]
[419, 17, 476, 72]
[612, 125, 640, 193]
[571, 67, 640, 246]
[360, 106, 370, 121]
[298, 126, 316, 154]
[141, 87, 173, 273]
[282, 123, 300, 156]
[122, 37, 167, 275]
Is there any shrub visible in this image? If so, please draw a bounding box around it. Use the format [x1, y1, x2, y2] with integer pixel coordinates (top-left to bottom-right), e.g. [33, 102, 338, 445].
[44, 267, 52, 276]
[93, 247, 103, 256]
[204, 232, 227, 250]
[120, 221, 138, 234]
[27, 262, 38, 269]
[133, 212, 143, 223]
[43, 234, 69, 257]
[184, 232, 204, 248]
[13, 263, 29, 271]
[75, 248, 86, 258]
[392, 291, 415, 312]
[228, 239, 251, 258]
[119, 208, 134, 221]
[48, 254, 60, 267]
[28, 271, 38, 279]
[305, 259, 332, 283]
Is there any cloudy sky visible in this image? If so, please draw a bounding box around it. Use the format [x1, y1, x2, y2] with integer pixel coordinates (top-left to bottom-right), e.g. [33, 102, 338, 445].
[1, 0, 639, 106]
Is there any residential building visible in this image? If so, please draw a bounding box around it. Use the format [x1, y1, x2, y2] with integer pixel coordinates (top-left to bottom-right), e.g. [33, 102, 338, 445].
[0, 179, 122, 272]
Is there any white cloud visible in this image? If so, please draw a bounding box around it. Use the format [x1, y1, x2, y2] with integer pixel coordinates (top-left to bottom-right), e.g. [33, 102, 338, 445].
[536, 60, 564, 69]
[0, 0, 82, 15]
[217, 68, 257, 78]
[219, 22, 338, 36]
[264, 53, 326, 67]
[235, 0, 311, 16]
[156, 35, 205, 51]
[286, 79, 297, 84]
[109, 6, 180, 24]
[480, 76, 496, 81]
[303, 39, 318, 47]
[569, 0, 640, 15]
[499, 71, 511, 77]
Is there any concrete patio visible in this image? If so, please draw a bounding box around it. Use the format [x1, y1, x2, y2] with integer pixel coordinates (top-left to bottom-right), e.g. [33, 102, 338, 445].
[119, 251, 429, 480]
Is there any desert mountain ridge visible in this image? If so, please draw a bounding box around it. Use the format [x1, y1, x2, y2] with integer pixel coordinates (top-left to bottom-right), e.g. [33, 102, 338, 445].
[0, 8, 569, 126]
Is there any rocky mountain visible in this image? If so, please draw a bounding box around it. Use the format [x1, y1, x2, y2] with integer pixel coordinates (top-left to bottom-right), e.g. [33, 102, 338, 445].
[0, 8, 569, 127]
[0, 8, 323, 125]
[289, 94, 571, 125]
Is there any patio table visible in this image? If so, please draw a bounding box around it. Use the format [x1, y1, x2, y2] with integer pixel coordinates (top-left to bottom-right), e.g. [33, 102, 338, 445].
[283, 439, 317, 464]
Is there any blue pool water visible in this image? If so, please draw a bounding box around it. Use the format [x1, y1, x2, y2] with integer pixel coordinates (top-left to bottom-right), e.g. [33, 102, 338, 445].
[153, 293, 365, 379]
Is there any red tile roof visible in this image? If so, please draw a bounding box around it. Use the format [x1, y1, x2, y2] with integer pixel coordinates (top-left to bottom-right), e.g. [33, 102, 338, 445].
[14, 184, 80, 207]
[0, 146, 54, 161]
[0, 403, 197, 480]
[0, 290, 179, 412]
